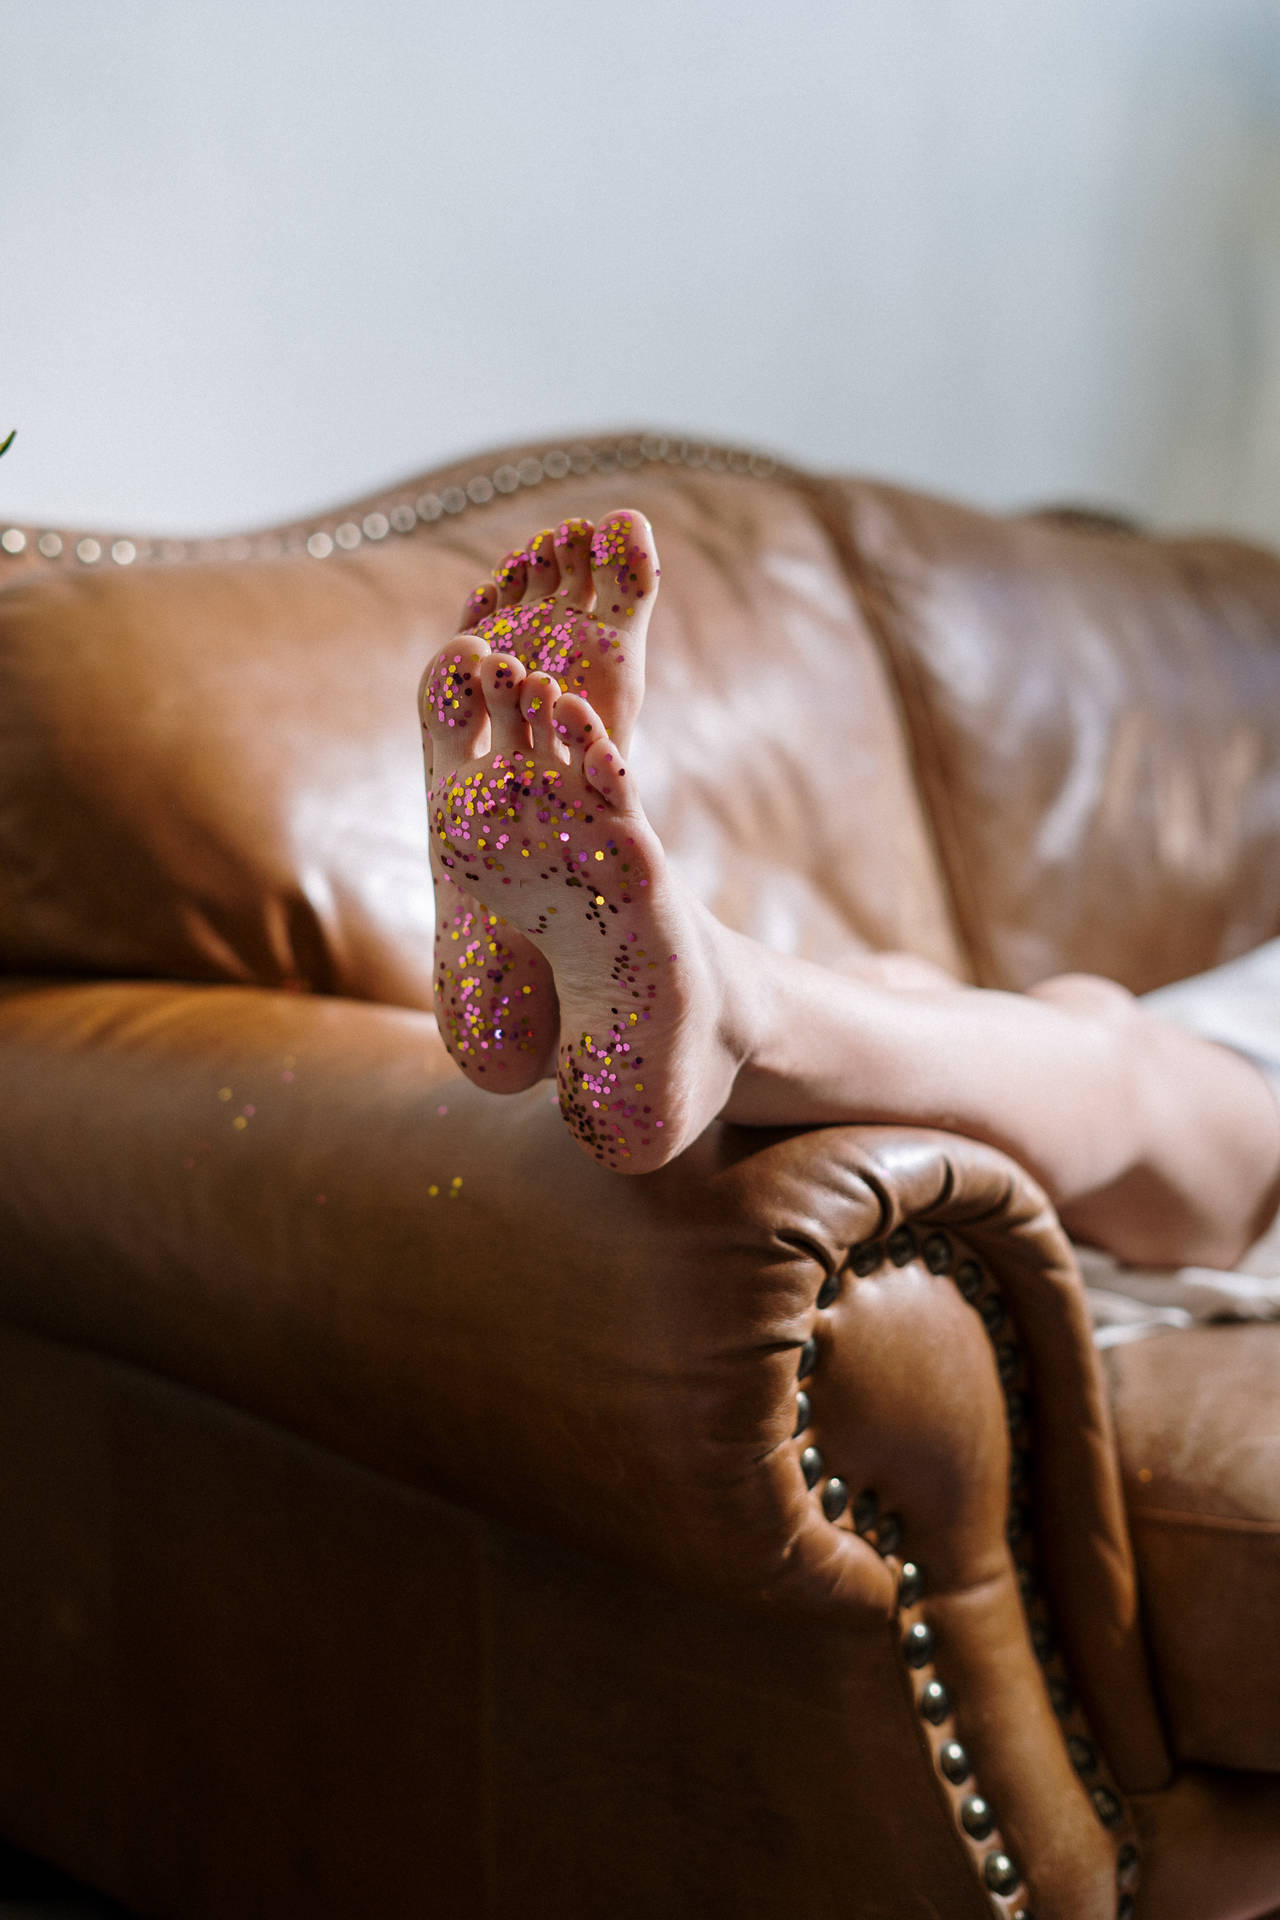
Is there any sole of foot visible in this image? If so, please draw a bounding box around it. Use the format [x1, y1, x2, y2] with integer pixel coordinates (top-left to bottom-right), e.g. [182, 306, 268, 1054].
[423, 646, 735, 1173]
[421, 510, 660, 1094]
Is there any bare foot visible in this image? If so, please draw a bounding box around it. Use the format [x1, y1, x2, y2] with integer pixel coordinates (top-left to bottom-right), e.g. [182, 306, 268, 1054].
[421, 512, 659, 1092]
[424, 646, 741, 1171]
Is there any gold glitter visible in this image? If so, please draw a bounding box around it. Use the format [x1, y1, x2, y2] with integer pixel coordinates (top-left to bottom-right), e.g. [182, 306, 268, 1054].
[232, 1116, 248, 1131]
[428, 1184, 439, 1197]
[217, 1088, 232, 1101]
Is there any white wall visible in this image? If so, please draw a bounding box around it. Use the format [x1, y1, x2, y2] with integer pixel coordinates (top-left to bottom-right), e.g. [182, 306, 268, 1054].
[2, 0, 1278, 540]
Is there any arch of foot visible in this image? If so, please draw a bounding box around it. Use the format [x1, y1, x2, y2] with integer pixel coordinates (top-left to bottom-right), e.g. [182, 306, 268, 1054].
[0, 436, 783, 575]
[792, 1227, 1142, 1920]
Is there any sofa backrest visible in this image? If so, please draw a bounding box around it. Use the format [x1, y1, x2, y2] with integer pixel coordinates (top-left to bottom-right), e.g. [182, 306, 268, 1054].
[2, 431, 1278, 1006]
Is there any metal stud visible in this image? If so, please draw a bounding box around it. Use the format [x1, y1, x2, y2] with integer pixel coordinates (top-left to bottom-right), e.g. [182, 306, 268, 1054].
[938, 1741, 970, 1784]
[1, 527, 26, 554]
[416, 492, 444, 523]
[542, 450, 570, 479]
[877, 1511, 903, 1555]
[820, 1477, 848, 1522]
[306, 532, 333, 559]
[37, 532, 63, 558]
[887, 1226, 916, 1266]
[979, 1294, 1007, 1334]
[996, 1342, 1021, 1384]
[516, 457, 543, 486]
[797, 1338, 818, 1380]
[919, 1679, 949, 1724]
[334, 521, 362, 549]
[897, 1561, 923, 1608]
[1066, 1735, 1096, 1776]
[852, 1488, 879, 1534]
[960, 1795, 994, 1840]
[441, 488, 468, 515]
[903, 1622, 934, 1667]
[922, 1231, 951, 1272]
[389, 504, 417, 532]
[955, 1259, 984, 1302]
[849, 1241, 882, 1277]
[1091, 1786, 1123, 1829]
[983, 1852, 1021, 1896]
[800, 1446, 824, 1489]
[76, 537, 102, 564]
[1116, 1843, 1139, 1892]
[815, 1270, 841, 1309]
[793, 1392, 811, 1436]
[362, 511, 390, 539]
[110, 539, 136, 565]
[1030, 1621, 1054, 1662]
[465, 477, 493, 505]
[1049, 1677, 1075, 1718]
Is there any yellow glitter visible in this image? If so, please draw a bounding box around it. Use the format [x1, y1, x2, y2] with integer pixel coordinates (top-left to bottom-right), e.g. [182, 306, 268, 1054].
[232, 1116, 248, 1131]
[594, 851, 604, 861]
[594, 894, 605, 905]
[451, 1176, 463, 1187]
[428, 1184, 439, 1197]
[217, 1087, 232, 1101]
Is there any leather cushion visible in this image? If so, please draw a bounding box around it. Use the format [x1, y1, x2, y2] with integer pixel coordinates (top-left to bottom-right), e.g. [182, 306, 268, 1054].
[0, 451, 961, 1006]
[1105, 1323, 1280, 1770]
[827, 479, 1280, 992]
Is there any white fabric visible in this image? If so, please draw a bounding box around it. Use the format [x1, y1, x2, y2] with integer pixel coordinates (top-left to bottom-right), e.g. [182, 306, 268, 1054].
[1081, 938, 1280, 1346]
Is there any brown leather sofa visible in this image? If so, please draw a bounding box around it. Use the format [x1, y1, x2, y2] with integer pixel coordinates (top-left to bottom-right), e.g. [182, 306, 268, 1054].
[1, 432, 1278, 1920]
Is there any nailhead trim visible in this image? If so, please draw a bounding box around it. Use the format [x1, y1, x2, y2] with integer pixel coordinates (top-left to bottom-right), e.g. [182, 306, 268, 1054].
[793, 1228, 1142, 1916]
[0, 434, 783, 574]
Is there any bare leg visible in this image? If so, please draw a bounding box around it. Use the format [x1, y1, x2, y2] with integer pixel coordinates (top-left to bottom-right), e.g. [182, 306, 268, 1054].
[420, 516, 1280, 1269]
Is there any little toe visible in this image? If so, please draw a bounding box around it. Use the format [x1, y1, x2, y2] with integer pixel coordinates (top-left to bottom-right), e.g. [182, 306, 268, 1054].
[589, 510, 660, 628]
[520, 670, 562, 759]
[581, 732, 633, 810]
[480, 650, 530, 755]
[522, 529, 560, 602]
[419, 636, 490, 769]
[461, 582, 497, 629]
[493, 550, 527, 607]
[552, 518, 596, 609]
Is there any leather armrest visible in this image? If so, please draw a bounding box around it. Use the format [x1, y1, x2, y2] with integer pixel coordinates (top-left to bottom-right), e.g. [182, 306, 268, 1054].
[0, 976, 1169, 1914]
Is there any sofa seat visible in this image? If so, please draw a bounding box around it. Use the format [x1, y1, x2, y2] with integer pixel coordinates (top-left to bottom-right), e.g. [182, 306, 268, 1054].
[1106, 1324, 1280, 1772]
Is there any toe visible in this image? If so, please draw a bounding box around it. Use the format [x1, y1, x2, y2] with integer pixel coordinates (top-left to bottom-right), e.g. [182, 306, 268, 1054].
[461, 582, 497, 629]
[552, 518, 596, 609]
[419, 636, 490, 770]
[522, 529, 559, 602]
[582, 732, 632, 810]
[480, 650, 529, 756]
[520, 670, 562, 759]
[493, 550, 527, 607]
[589, 510, 659, 628]
[552, 691, 608, 775]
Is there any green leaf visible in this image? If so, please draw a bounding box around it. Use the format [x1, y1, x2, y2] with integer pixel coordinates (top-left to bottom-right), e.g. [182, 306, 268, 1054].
[0, 430, 15, 458]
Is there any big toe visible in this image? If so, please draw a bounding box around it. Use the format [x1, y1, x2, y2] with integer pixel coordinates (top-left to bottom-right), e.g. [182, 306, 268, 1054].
[590, 510, 659, 631]
[419, 635, 490, 770]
